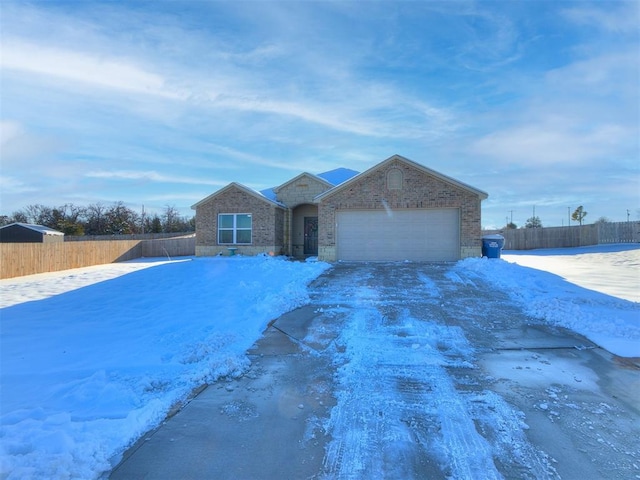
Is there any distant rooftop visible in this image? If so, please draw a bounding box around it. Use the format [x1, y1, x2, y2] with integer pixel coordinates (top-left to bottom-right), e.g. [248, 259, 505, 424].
[0, 223, 64, 235]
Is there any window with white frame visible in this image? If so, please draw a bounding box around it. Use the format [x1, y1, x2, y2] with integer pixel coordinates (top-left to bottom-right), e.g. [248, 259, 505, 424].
[218, 213, 252, 244]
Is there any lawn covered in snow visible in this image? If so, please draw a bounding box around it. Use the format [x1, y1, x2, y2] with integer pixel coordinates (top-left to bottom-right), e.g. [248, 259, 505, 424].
[0, 256, 330, 479]
[489, 244, 639, 357]
[503, 243, 639, 303]
[0, 246, 638, 479]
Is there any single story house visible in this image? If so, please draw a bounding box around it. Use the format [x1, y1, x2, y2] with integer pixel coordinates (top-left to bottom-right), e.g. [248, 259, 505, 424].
[0, 223, 65, 243]
[192, 154, 488, 262]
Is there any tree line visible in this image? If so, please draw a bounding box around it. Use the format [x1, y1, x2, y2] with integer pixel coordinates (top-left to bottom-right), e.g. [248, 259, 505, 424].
[0, 202, 195, 236]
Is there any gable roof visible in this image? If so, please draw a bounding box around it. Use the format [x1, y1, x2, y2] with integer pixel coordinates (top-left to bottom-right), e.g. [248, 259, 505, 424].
[0, 223, 64, 235]
[273, 172, 333, 194]
[191, 182, 285, 210]
[260, 168, 359, 201]
[315, 154, 488, 201]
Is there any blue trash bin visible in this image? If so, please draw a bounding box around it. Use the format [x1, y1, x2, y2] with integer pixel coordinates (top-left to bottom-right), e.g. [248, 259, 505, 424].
[482, 234, 505, 259]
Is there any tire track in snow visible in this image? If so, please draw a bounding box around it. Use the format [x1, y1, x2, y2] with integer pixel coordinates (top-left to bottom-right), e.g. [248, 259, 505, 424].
[318, 264, 556, 480]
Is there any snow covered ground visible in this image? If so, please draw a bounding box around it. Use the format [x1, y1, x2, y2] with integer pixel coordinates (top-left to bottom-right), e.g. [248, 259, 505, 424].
[497, 244, 639, 357]
[0, 257, 330, 479]
[0, 245, 638, 479]
[503, 244, 639, 303]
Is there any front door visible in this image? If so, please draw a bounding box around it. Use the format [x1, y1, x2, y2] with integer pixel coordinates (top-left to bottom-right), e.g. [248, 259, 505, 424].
[303, 217, 318, 255]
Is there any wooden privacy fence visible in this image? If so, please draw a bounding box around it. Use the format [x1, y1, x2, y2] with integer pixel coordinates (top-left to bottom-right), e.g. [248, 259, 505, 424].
[141, 236, 196, 258]
[483, 221, 640, 250]
[65, 232, 193, 241]
[1, 235, 195, 279]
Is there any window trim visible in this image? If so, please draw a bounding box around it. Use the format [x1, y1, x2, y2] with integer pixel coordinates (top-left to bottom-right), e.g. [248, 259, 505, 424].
[218, 213, 252, 245]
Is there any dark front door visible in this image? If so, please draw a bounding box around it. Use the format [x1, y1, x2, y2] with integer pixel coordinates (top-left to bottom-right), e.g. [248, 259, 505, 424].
[303, 216, 318, 255]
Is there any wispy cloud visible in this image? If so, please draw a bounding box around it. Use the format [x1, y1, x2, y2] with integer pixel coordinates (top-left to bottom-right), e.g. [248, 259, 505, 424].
[0, 120, 66, 166]
[562, 2, 639, 33]
[1, 40, 183, 99]
[85, 170, 228, 187]
[0, 175, 38, 195]
[471, 121, 632, 165]
[469, 44, 638, 167]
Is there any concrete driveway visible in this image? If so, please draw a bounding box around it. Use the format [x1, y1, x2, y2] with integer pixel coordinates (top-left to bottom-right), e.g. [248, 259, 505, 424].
[110, 263, 639, 479]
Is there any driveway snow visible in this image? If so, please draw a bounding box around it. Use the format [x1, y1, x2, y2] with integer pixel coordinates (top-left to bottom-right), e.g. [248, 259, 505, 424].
[316, 264, 562, 479]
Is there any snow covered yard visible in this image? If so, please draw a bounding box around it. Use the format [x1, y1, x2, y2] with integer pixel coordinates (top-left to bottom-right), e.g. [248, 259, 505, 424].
[498, 244, 640, 357]
[503, 244, 639, 303]
[1, 245, 638, 479]
[0, 256, 330, 479]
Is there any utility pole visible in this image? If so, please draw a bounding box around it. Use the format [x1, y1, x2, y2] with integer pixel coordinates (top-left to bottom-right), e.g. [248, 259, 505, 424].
[628, 209, 631, 222]
[533, 206, 536, 226]
[568, 206, 571, 226]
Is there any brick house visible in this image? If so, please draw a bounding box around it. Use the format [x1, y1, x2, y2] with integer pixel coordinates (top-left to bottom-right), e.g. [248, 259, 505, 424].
[192, 154, 488, 261]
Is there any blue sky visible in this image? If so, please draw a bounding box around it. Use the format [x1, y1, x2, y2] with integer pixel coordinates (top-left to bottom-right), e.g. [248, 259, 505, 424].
[1, 0, 638, 229]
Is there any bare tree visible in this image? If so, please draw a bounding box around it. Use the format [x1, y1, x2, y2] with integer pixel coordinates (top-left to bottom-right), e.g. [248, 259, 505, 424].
[162, 205, 182, 233]
[85, 203, 108, 235]
[105, 202, 139, 234]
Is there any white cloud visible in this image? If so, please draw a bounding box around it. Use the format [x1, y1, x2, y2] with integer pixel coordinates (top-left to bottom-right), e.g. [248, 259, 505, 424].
[0, 175, 38, 194]
[0, 120, 65, 166]
[470, 41, 638, 167]
[562, 2, 640, 33]
[471, 121, 633, 165]
[1, 39, 184, 100]
[0, 120, 22, 145]
[85, 170, 228, 187]
[544, 50, 640, 99]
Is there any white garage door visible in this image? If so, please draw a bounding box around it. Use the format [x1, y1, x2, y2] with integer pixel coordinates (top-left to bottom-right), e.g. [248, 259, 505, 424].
[336, 209, 460, 261]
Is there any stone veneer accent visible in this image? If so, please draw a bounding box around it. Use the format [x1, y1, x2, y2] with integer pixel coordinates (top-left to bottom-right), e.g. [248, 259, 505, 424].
[194, 185, 285, 256]
[273, 174, 332, 256]
[274, 173, 332, 208]
[195, 245, 283, 257]
[317, 157, 483, 262]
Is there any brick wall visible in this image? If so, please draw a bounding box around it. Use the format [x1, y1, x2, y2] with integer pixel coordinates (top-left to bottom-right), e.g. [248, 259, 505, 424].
[195, 186, 285, 256]
[317, 158, 483, 261]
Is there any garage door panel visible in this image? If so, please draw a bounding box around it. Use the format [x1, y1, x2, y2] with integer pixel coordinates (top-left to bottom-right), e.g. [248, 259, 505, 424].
[336, 209, 459, 261]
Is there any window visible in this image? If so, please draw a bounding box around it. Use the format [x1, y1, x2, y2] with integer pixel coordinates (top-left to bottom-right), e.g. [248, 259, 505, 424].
[387, 168, 403, 190]
[218, 214, 252, 244]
